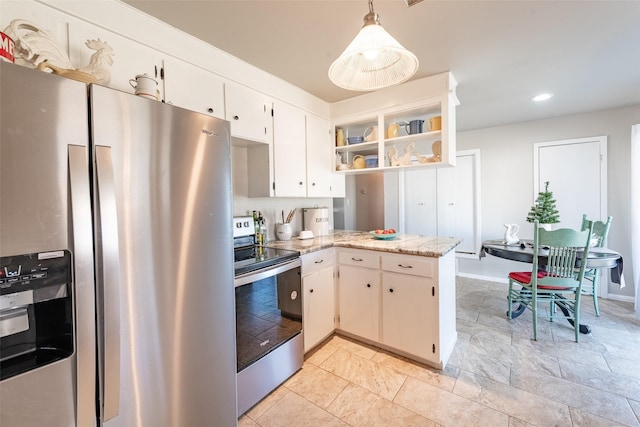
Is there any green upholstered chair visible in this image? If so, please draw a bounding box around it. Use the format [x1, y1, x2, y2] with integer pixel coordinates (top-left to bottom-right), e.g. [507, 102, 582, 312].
[507, 220, 593, 342]
[580, 214, 613, 316]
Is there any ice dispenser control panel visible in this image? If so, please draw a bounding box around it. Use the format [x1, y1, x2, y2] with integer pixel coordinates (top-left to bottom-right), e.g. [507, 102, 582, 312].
[0, 250, 71, 298]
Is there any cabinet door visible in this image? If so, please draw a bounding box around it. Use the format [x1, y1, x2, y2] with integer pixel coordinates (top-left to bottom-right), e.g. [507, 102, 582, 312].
[163, 59, 224, 118]
[225, 83, 267, 143]
[404, 168, 438, 235]
[307, 114, 339, 197]
[382, 271, 436, 361]
[303, 266, 335, 352]
[69, 23, 161, 96]
[338, 265, 379, 342]
[272, 101, 306, 197]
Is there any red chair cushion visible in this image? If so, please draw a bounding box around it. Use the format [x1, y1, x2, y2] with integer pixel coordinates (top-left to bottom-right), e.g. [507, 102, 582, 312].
[508, 271, 573, 290]
[509, 271, 545, 284]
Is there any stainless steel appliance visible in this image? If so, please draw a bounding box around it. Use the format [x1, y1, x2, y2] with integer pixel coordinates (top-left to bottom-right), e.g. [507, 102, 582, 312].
[0, 62, 237, 426]
[232, 217, 303, 416]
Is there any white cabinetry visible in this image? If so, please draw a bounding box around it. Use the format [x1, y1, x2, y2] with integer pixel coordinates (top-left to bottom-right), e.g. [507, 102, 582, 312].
[68, 22, 162, 96]
[337, 250, 380, 342]
[225, 83, 268, 143]
[162, 59, 225, 119]
[301, 249, 335, 352]
[381, 254, 437, 362]
[337, 248, 457, 368]
[272, 100, 307, 197]
[401, 150, 482, 257]
[307, 114, 345, 198]
[332, 72, 457, 174]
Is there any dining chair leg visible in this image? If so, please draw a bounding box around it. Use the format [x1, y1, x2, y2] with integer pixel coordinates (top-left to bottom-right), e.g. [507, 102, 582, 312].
[574, 302, 580, 343]
[532, 297, 538, 341]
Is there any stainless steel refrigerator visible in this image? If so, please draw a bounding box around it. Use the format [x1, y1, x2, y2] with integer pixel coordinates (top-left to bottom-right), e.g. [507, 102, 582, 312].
[0, 61, 237, 426]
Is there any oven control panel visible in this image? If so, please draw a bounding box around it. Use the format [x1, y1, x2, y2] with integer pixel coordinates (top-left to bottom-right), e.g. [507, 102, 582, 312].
[233, 216, 255, 238]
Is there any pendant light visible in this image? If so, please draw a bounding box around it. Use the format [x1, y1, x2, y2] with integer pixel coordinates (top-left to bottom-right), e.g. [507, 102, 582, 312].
[328, 0, 419, 91]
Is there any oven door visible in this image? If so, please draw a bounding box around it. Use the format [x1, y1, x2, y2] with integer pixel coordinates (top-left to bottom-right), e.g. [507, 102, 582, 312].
[235, 257, 303, 416]
[234, 258, 302, 373]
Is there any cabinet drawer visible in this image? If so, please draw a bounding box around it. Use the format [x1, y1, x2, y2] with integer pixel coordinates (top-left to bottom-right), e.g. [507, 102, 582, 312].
[338, 250, 379, 269]
[302, 249, 334, 276]
[381, 254, 434, 277]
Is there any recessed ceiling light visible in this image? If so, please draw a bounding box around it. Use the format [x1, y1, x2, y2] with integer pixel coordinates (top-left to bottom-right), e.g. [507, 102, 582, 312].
[531, 93, 554, 102]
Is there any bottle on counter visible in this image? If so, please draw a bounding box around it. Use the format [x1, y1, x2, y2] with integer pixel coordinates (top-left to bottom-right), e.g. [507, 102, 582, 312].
[255, 211, 266, 245]
[259, 218, 267, 244]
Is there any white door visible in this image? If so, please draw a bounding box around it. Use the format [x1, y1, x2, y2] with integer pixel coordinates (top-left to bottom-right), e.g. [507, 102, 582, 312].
[535, 136, 608, 297]
[534, 136, 608, 230]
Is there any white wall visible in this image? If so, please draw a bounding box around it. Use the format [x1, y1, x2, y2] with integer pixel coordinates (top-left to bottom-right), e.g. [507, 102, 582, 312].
[456, 104, 639, 299]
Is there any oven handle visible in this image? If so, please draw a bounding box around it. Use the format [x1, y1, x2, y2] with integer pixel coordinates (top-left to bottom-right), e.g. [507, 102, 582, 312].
[234, 258, 301, 287]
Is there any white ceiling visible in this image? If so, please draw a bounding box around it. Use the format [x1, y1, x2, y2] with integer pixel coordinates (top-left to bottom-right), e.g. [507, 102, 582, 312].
[123, 0, 640, 131]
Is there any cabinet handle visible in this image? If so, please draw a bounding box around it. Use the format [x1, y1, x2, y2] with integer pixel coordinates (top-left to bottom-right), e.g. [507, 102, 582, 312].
[312, 182, 316, 187]
[310, 289, 314, 293]
[314, 259, 324, 264]
[351, 257, 363, 262]
[299, 181, 303, 186]
[389, 288, 394, 293]
[207, 107, 214, 113]
[366, 283, 371, 288]
[397, 264, 413, 269]
[233, 115, 239, 120]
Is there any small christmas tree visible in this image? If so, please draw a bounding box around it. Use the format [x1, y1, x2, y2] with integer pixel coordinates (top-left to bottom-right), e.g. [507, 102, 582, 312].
[526, 181, 560, 224]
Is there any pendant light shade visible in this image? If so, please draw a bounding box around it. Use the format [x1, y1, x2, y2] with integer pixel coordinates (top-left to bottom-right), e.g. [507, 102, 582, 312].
[329, 0, 419, 91]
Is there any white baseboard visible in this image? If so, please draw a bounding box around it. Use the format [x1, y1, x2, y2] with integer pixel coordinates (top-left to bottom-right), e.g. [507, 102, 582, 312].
[456, 272, 508, 284]
[456, 273, 635, 304]
[605, 293, 635, 303]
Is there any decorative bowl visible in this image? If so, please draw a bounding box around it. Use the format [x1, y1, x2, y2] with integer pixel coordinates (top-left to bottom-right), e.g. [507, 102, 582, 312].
[369, 231, 398, 240]
[364, 155, 378, 168]
[347, 136, 364, 144]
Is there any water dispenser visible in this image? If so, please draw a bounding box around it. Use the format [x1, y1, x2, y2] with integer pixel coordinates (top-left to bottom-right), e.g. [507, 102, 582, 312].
[0, 250, 73, 380]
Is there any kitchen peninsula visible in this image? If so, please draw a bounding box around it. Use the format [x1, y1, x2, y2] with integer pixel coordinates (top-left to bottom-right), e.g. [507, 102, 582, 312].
[267, 231, 461, 369]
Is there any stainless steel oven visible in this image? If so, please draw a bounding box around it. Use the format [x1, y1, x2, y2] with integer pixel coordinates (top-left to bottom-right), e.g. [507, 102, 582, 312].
[233, 217, 303, 416]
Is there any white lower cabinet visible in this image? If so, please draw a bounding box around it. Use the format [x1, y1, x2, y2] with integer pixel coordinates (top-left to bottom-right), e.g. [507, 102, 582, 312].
[338, 249, 456, 368]
[301, 249, 335, 352]
[337, 250, 380, 343]
[381, 255, 437, 362]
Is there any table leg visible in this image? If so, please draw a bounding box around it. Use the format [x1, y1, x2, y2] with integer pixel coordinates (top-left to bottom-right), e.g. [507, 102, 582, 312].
[506, 289, 591, 334]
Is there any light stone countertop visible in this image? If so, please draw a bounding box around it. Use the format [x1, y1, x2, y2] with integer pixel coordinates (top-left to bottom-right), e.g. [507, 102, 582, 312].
[264, 230, 462, 258]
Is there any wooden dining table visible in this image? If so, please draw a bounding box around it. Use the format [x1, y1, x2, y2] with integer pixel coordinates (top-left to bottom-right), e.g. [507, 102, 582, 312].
[481, 239, 623, 334]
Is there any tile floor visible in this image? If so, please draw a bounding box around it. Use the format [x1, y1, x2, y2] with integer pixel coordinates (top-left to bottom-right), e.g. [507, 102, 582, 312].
[238, 277, 640, 426]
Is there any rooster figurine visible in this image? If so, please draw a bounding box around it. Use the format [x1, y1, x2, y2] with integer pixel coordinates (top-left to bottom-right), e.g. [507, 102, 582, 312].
[388, 142, 415, 166]
[5, 19, 114, 85]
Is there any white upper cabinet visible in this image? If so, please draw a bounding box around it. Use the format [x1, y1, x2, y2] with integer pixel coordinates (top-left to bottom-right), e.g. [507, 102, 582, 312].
[272, 100, 307, 197]
[68, 23, 162, 97]
[225, 83, 268, 143]
[162, 59, 224, 119]
[306, 114, 345, 198]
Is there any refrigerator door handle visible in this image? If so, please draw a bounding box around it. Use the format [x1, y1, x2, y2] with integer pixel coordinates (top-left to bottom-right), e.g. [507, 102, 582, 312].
[95, 145, 121, 421]
[68, 145, 97, 427]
